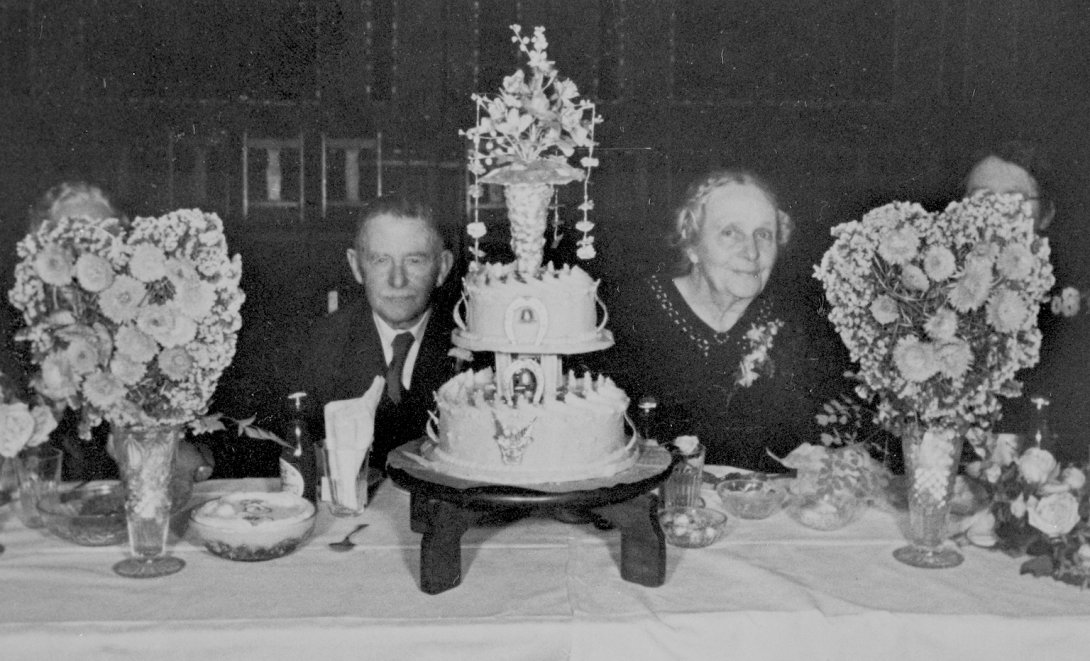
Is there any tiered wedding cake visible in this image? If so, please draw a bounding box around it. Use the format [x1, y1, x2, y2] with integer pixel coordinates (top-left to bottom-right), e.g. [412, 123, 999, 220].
[419, 25, 637, 485]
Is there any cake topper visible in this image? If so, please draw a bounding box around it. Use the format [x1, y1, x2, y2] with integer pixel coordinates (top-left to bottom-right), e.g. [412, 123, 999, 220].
[461, 24, 602, 274]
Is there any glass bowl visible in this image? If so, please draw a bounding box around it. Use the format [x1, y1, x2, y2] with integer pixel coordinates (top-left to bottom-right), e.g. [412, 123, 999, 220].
[189, 491, 317, 561]
[785, 492, 863, 531]
[658, 506, 728, 548]
[37, 481, 128, 546]
[715, 475, 789, 520]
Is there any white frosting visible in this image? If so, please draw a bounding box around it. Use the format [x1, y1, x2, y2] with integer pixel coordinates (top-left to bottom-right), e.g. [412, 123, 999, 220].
[193, 492, 315, 533]
[455, 262, 609, 351]
[427, 368, 637, 485]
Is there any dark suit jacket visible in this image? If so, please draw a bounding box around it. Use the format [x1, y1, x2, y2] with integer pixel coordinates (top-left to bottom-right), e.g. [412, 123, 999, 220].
[296, 298, 460, 471]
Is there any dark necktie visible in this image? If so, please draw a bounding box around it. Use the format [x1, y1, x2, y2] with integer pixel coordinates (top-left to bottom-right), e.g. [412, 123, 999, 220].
[386, 332, 415, 404]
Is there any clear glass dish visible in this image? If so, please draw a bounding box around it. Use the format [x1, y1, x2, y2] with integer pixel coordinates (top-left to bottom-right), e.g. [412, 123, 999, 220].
[715, 475, 789, 520]
[659, 506, 728, 548]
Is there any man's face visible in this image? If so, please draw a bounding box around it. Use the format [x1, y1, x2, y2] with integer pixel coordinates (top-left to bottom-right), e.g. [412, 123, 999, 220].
[346, 213, 453, 329]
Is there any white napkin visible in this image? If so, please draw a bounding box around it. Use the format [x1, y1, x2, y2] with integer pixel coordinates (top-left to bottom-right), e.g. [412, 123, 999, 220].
[323, 376, 385, 507]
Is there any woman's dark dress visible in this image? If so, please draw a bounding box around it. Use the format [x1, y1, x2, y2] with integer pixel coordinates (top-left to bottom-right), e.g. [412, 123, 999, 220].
[603, 271, 851, 471]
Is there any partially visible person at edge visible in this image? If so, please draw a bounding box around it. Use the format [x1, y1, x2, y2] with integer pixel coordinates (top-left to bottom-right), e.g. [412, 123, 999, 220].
[296, 196, 466, 475]
[600, 169, 852, 471]
[16, 181, 214, 482]
[963, 141, 1081, 459]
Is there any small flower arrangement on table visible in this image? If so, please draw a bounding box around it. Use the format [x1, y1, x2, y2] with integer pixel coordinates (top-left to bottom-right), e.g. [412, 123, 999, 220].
[956, 433, 1090, 587]
[771, 394, 892, 530]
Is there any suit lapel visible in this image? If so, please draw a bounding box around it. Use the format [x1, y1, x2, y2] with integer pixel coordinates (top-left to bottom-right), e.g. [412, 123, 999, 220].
[346, 305, 387, 397]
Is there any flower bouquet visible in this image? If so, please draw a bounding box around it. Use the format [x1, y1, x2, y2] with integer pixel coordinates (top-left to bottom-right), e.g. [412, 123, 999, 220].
[8, 209, 244, 577]
[461, 24, 602, 270]
[815, 192, 1054, 567]
[957, 434, 1090, 587]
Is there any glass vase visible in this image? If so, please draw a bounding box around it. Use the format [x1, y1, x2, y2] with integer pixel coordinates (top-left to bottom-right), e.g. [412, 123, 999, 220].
[893, 426, 964, 568]
[504, 182, 552, 277]
[111, 424, 186, 578]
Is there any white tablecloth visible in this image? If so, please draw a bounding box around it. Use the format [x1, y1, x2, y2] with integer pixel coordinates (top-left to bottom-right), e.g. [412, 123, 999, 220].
[1, 475, 1088, 661]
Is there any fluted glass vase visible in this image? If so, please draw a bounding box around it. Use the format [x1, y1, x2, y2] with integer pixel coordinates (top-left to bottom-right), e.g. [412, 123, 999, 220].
[504, 182, 552, 277]
[893, 426, 964, 569]
[112, 424, 186, 578]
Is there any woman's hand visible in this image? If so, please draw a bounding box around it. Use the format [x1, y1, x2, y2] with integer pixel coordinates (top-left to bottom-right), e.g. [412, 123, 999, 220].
[175, 440, 215, 482]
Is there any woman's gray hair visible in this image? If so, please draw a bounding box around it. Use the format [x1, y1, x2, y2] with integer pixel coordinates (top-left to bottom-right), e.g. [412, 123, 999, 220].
[27, 181, 118, 232]
[667, 169, 793, 273]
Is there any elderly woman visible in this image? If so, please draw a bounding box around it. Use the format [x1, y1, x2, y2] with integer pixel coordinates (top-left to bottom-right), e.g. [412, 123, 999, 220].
[604, 169, 850, 471]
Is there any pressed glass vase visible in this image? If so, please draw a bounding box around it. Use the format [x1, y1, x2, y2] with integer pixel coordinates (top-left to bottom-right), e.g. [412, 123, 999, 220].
[112, 424, 186, 578]
[893, 426, 964, 569]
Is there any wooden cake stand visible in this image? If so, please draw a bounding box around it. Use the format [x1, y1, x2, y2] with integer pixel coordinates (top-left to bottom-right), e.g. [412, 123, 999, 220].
[387, 441, 676, 595]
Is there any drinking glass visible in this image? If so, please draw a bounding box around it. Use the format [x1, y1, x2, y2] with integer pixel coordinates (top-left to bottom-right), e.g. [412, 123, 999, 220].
[326, 447, 370, 517]
[13, 446, 64, 529]
[661, 442, 705, 509]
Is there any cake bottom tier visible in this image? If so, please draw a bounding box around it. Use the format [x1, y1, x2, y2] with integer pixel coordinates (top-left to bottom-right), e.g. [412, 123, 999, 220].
[423, 402, 638, 486]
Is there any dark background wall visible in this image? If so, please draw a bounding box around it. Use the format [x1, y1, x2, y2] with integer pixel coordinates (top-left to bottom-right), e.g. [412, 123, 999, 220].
[2, 0, 1089, 468]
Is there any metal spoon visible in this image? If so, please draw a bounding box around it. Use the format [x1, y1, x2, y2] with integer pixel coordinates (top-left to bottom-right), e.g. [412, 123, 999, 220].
[328, 523, 369, 552]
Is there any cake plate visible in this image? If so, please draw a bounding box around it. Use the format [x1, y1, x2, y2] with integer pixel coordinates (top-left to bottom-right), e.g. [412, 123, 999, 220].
[386, 441, 676, 595]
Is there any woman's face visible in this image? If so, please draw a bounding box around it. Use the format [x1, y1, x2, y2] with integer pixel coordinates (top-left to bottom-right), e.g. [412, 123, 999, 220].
[687, 183, 779, 301]
[965, 155, 1051, 231]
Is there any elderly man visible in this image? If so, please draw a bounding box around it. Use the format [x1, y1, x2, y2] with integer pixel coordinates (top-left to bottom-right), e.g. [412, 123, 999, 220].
[298, 197, 459, 471]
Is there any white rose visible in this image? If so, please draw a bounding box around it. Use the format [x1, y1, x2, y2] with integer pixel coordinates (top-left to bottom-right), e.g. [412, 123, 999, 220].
[992, 433, 1021, 466]
[672, 435, 701, 456]
[962, 509, 997, 547]
[1077, 544, 1090, 566]
[38, 352, 79, 401]
[984, 464, 1002, 484]
[1027, 492, 1081, 537]
[1017, 447, 1058, 484]
[1061, 467, 1086, 491]
[26, 406, 57, 448]
[1010, 493, 1027, 518]
[0, 403, 35, 457]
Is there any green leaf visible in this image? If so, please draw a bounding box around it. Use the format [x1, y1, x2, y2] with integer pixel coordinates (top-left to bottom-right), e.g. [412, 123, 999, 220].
[1019, 555, 1055, 578]
[244, 427, 285, 443]
[235, 416, 257, 436]
[190, 414, 227, 435]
